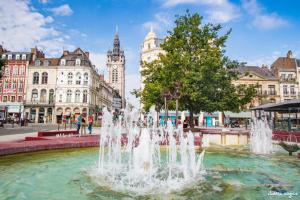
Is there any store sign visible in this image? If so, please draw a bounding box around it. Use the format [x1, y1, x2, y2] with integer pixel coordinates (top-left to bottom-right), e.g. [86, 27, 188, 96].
[3, 89, 17, 93]
[7, 105, 22, 113]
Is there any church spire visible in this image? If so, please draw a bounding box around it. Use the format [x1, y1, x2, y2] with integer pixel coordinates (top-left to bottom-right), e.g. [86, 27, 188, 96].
[113, 26, 120, 53]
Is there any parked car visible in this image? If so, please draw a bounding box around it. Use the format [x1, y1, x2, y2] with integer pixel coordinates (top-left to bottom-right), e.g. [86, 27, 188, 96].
[230, 121, 240, 128]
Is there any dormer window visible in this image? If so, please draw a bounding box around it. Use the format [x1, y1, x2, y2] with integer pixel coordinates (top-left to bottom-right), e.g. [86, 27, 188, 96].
[8, 54, 12, 60]
[35, 60, 41, 66]
[44, 60, 49, 66]
[22, 54, 26, 60]
[15, 54, 20, 60]
[60, 59, 66, 66]
[1, 54, 5, 59]
[75, 58, 81, 66]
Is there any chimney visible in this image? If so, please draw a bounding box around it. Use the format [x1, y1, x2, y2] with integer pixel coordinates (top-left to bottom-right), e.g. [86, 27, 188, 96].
[63, 50, 69, 56]
[31, 47, 37, 54]
[85, 52, 89, 58]
[287, 50, 293, 58]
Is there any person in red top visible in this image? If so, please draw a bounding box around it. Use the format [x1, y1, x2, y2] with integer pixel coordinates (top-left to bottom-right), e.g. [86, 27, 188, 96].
[88, 115, 94, 134]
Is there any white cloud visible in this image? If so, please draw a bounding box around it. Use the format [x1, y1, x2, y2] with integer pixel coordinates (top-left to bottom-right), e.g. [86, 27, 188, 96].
[0, 0, 73, 56]
[242, 0, 288, 30]
[90, 52, 108, 78]
[161, 0, 240, 23]
[143, 12, 172, 32]
[242, 51, 282, 66]
[49, 4, 73, 16]
[125, 73, 141, 108]
[252, 13, 288, 30]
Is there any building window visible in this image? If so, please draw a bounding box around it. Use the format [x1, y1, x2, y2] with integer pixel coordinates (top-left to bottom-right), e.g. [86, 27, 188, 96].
[5, 67, 10, 76]
[33, 72, 39, 84]
[12, 81, 17, 90]
[40, 89, 47, 103]
[8, 54, 12, 60]
[4, 81, 9, 89]
[20, 66, 25, 75]
[11, 96, 16, 102]
[49, 89, 54, 103]
[15, 54, 20, 60]
[66, 90, 72, 102]
[75, 59, 81, 66]
[1, 54, 5, 59]
[283, 85, 288, 95]
[67, 72, 73, 85]
[83, 90, 87, 103]
[12, 66, 18, 75]
[42, 72, 48, 84]
[22, 54, 26, 60]
[3, 96, 7, 102]
[148, 43, 151, 50]
[59, 94, 62, 102]
[18, 81, 23, 92]
[35, 60, 41, 66]
[256, 85, 262, 95]
[83, 73, 88, 85]
[290, 85, 295, 95]
[18, 96, 22, 102]
[31, 89, 38, 101]
[76, 72, 81, 85]
[75, 90, 80, 102]
[60, 59, 66, 66]
[44, 60, 49, 66]
[268, 85, 275, 95]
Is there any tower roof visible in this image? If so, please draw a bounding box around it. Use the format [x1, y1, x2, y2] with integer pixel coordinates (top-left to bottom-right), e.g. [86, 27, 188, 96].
[113, 33, 120, 53]
[145, 26, 157, 40]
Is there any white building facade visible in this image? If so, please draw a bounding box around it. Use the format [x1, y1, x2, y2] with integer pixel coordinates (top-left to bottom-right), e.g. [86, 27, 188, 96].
[54, 48, 100, 122]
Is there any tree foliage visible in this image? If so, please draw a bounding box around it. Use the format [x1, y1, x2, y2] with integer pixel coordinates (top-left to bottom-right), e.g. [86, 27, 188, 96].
[140, 11, 256, 127]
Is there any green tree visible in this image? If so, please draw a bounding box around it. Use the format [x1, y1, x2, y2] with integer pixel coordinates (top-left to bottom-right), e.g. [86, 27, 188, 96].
[141, 11, 256, 127]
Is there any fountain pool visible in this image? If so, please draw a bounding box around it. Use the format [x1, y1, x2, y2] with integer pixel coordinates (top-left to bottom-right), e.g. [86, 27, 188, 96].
[0, 148, 299, 200]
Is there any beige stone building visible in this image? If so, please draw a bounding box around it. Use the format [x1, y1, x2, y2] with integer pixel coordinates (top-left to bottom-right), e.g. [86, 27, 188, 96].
[233, 66, 280, 108]
[140, 28, 165, 91]
[24, 58, 58, 123]
[97, 75, 113, 111]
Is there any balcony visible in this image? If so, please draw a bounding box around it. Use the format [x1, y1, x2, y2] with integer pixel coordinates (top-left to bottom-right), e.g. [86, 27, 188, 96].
[257, 90, 277, 96]
[25, 100, 55, 106]
[280, 77, 296, 83]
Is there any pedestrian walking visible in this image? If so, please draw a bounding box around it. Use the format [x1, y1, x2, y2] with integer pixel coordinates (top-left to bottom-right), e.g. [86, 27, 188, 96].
[77, 115, 82, 133]
[81, 116, 86, 135]
[88, 115, 94, 134]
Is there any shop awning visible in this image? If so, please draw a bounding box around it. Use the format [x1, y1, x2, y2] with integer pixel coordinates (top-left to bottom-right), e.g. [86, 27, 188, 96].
[251, 99, 300, 112]
[224, 111, 251, 119]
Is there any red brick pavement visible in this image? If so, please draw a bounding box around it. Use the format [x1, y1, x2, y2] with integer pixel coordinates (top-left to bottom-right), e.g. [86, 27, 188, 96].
[0, 135, 99, 156]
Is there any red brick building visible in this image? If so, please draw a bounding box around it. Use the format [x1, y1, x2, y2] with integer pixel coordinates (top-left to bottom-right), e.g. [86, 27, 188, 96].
[0, 47, 44, 121]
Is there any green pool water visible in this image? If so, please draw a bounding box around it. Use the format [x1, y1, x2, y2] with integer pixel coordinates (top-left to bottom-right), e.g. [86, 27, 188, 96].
[0, 148, 299, 200]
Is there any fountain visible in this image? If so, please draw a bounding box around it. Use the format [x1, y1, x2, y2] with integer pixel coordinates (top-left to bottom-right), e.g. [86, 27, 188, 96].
[88, 106, 205, 195]
[250, 117, 273, 154]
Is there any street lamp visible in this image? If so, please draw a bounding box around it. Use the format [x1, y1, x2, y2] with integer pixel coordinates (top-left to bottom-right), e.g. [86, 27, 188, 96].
[163, 89, 171, 126]
[173, 82, 182, 128]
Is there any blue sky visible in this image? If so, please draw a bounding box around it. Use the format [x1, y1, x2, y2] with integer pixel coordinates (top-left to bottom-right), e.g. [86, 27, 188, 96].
[1, 0, 300, 104]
